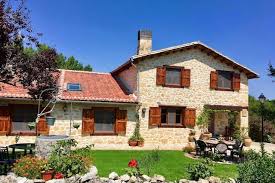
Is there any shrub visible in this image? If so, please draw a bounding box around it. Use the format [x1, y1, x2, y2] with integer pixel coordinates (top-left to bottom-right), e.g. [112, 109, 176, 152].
[13, 156, 47, 179]
[237, 145, 275, 183]
[72, 145, 94, 162]
[208, 152, 223, 162]
[48, 154, 90, 178]
[187, 159, 213, 181]
[48, 139, 92, 178]
[124, 159, 141, 176]
[138, 149, 160, 175]
[263, 133, 273, 143]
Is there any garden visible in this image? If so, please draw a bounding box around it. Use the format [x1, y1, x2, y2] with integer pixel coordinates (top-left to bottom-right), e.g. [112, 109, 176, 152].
[1, 137, 275, 183]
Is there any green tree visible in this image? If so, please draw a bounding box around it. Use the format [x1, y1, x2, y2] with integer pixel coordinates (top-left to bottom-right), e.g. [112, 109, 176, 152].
[24, 44, 93, 71]
[0, 0, 58, 99]
[268, 63, 275, 79]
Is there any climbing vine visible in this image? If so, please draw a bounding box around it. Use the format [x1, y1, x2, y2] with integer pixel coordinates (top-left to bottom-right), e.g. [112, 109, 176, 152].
[196, 108, 239, 134]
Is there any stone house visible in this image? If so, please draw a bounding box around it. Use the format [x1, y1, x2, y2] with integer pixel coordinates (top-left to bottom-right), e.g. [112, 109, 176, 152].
[0, 30, 258, 149]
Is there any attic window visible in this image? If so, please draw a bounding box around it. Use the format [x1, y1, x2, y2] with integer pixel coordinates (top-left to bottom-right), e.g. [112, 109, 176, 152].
[67, 83, 81, 91]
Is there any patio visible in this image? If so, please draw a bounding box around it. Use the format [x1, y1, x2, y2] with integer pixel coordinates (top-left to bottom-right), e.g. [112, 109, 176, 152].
[193, 138, 243, 162]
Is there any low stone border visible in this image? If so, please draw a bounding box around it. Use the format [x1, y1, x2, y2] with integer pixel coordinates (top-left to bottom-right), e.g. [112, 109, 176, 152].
[0, 166, 236, 183]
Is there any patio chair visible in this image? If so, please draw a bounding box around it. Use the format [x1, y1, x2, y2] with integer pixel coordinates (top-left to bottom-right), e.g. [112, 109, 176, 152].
[0, 146, 16, 175]
[230, 142, 244, 162]
[215, 142, 228, 159]
[196, 140, 211, 157]
[193, 138, 201, 156]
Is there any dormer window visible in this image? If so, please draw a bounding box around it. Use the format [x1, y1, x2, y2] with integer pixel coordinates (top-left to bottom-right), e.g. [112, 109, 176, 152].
[67, 83, 81, 91]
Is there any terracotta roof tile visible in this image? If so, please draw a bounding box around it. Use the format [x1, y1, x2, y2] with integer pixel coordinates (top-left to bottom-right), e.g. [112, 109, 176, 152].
[60, 70, 136, 103]
[0, 70, 137, 103]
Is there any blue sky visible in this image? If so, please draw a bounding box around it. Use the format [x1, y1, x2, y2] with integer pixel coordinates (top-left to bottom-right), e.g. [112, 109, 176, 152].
[26, 0, 275, 99]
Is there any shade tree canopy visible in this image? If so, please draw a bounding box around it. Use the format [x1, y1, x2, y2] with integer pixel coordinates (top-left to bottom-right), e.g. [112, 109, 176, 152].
[25, 44, 93, 71]
[0, 0, 58, 99]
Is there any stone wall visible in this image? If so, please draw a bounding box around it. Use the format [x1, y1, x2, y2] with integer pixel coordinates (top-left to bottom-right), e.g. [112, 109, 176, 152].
[0, 102, 139, 150]
[0, 49, 250, 150]
[136, 49, 249, 149]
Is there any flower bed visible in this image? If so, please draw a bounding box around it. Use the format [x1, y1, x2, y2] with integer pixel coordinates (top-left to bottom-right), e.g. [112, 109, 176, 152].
[12, 139, 93, 181]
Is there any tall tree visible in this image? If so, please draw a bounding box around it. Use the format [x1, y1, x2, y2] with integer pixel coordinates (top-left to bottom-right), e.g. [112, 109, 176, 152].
[24, 44, 93, 71]
[0, 0, 58, 99]
[268, 63, 275, 78]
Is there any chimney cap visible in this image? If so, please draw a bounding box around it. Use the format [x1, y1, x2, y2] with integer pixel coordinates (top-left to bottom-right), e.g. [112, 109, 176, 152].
[138, 30, 152, 40]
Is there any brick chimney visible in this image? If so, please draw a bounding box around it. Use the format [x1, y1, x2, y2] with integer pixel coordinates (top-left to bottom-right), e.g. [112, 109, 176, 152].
[137, 30, 152, 55]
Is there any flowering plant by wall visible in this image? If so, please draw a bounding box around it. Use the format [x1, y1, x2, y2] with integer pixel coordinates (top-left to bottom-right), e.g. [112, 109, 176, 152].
[125, 159, 141, 176]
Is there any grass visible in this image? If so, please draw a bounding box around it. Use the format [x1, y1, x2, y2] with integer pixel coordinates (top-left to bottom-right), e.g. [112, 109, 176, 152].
[75, 150, 237, 181]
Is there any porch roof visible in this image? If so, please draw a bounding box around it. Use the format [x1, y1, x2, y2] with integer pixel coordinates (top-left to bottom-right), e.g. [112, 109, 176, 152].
[204, 104, 248, 111]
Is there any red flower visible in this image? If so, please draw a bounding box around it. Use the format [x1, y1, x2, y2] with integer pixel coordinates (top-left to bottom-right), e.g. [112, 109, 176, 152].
[128, 159, 138, 168]
[54, 172, 64, 179]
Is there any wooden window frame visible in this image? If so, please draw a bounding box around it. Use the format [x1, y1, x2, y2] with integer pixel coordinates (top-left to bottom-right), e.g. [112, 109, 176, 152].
[92, 107, 117, 135]
[159, 106, 185, 128]
[163, 66, 183, 88]
[216, 70, 234, 91]
[10, 104, 37, 136]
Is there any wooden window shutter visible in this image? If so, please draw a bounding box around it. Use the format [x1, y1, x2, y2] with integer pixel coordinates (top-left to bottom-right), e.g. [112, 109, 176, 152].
[82, 109, 94, 136]
[0, 106, 11, 135]
[210, 71, 218, 89]
[37, 115, 49, 135]
[156, 67, 166, 86]
[115, 110, 127, 135]
[233, 73, 241, 91]
[181, 68, 191, 87]
[149, 107, 161, 127]
[184, 108, 196, 128]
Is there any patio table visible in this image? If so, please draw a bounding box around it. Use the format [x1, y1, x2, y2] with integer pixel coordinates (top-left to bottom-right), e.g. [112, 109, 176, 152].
[8, 143, 35, 159]
[204, 139, 235, 150]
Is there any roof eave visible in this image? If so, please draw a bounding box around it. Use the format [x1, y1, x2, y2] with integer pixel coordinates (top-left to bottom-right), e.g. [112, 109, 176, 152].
[112, 41, 259, 79]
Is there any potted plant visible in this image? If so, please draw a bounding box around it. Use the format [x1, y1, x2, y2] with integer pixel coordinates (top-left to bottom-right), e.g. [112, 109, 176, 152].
[128, 136, 138, 146]
[137, 137, 144, 147]
[41, 164, 54, 181]
[46, 116, 56, 126]
[73, 123, 80, 129]
[241, 127, 252, 147]
[197, 109, 212, 140]
[27, 122, 36, 130]
[188, 130, 196, 142]
[128, 118, 144, 147]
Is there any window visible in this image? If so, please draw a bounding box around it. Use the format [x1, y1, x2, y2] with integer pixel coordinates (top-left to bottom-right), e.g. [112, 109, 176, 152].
[94, 110, 115, 133]
[67, 83, 81, 91]
[217, 71, 233, 90]
[161, 107, 182, 126]
[12, 105, 37, 133]
[165, 68, 181, 86]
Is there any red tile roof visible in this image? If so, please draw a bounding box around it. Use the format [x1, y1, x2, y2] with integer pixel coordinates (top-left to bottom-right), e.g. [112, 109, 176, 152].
[0, 70, 137, 103]
[0, 83, 31, 99]
[60, 70, 137, 103]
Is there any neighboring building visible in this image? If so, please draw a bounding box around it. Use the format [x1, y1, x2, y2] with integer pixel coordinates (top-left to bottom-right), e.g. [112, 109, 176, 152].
[0, 30, 258, 149]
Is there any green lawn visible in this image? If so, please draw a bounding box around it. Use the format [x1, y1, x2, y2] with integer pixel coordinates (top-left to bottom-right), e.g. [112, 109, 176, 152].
[81, 150, 237, 181]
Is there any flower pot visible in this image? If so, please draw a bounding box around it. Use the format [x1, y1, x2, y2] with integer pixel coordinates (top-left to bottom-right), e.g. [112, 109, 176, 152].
[243, 137, 252, 147]
[188, 135, 195, 142]
[128, 140, 138, 146]
[42, 170, 54, 181]
[201, 132, 212, 140]
[46, 116, 56, 126]
[137, 140, 144, 147]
